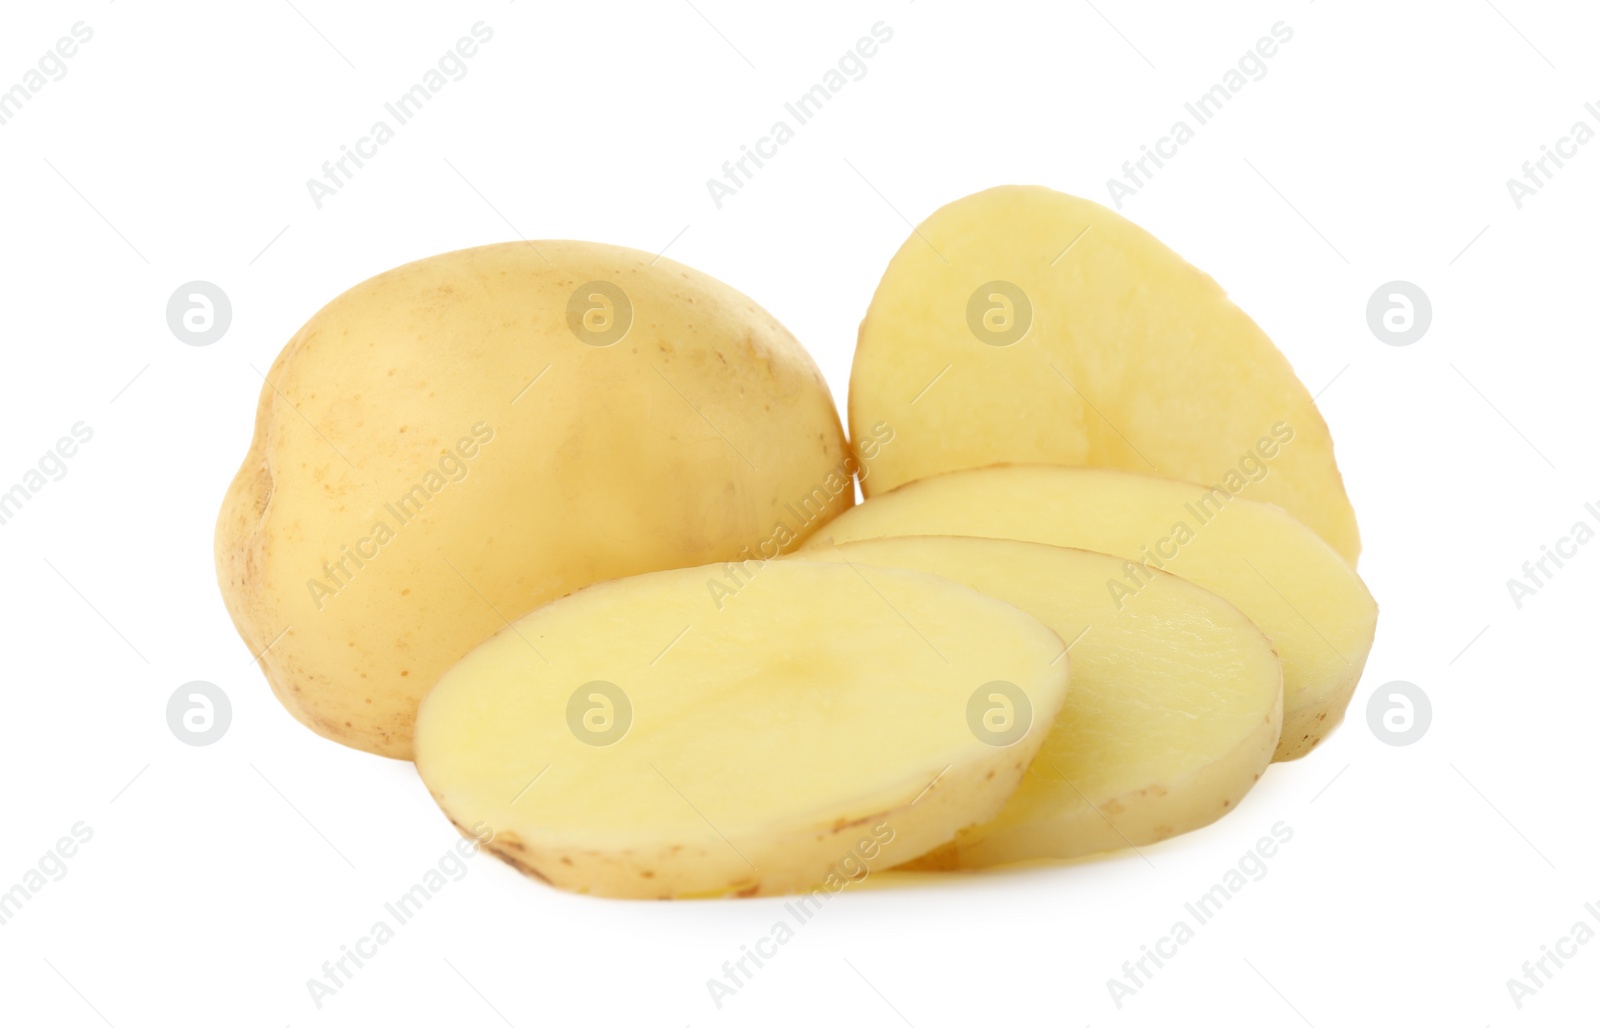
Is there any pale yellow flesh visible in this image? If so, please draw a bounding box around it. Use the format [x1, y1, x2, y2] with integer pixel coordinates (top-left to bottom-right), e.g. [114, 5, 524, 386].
[216, 241, 851, 758]
[849, 184, 1360, 564]
[803, 465, 1377, 760]
[792, 537, 1281, 867]
[413, 560, 1070, 898]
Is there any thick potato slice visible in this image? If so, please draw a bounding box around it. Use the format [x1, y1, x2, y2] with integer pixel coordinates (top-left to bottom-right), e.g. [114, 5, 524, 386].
[792, 537, 1281, 867]
[804, 465, 1377, 760]
[216, 241, 852, 759]
[849, 185, 1360, 563]
[413, 560, 1069, 898]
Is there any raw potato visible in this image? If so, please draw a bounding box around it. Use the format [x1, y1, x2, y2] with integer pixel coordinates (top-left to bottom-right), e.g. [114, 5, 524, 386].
[793, 537, 1281, 867]
[413, 560, 1070, 898]
[849, 184, 1360, 563]
[216, 242, 852, 759]
[804, 465, 1377, 761]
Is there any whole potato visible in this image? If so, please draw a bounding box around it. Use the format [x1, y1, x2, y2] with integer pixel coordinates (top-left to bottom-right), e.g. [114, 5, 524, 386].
[216, 241, 852, 759]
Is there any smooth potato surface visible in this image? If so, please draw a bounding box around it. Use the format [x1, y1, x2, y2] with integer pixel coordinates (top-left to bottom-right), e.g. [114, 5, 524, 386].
[849, 185, 1361, 563]
[217, 241, 851, 758]
[804, 465, 1377, 760]
[794, 537, 1281, 866]
[414, 560, 1070, 898]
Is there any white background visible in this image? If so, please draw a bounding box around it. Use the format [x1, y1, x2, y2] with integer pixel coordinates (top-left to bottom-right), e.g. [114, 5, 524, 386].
[1, 1, 1596, 1025]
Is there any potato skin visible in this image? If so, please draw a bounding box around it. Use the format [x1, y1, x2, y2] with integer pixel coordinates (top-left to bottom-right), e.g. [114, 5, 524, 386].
[216, 241, 851, 759]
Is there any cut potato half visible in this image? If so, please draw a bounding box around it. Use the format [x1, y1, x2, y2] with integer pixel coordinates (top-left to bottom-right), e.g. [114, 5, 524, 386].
[849, 184, 1360, 563]
[804, 465, 1377, 760]
[793, 537, 1281, 867]
[413, 560, 1069, 898]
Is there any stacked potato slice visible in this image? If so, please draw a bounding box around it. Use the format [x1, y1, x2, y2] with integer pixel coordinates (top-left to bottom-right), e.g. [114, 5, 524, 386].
[221, 187, 1378, 899]
[804, 467, 1377, 762]
[793, 537, 1288, 867]
[416, 560, 1071, 897]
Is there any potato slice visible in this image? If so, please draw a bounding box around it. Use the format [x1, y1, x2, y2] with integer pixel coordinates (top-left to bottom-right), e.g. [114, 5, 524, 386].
[792, 537, 1281, 867]
[849, 184, 1360, 563]
[804, 465, 1377, 760]
[413, 560, 1069, 898]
